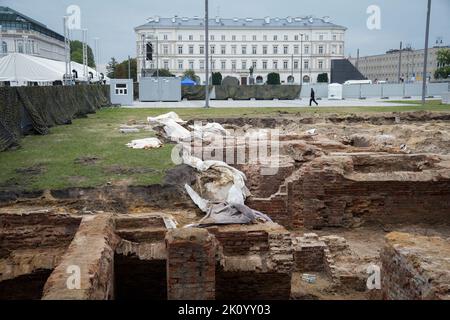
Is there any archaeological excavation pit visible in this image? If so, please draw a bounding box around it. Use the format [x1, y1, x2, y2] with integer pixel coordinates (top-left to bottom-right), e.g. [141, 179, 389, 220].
[1, 111, 450, 300]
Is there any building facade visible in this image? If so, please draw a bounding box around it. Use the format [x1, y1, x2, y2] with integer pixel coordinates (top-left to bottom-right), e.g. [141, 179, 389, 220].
[0, 6, 65, 61]
[349, 46, 449, 83]
[135, 16, 346, 84]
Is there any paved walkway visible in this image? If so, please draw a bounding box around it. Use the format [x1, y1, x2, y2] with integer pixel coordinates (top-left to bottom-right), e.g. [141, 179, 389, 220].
[123, 97, 433, 109]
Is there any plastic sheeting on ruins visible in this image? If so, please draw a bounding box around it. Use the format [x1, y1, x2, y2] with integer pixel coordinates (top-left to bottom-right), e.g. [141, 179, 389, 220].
[148, 112, 229, 143]
[126, 138, 162, 149]
[183, 154, 250, 205]
[186, 200, 273, 227]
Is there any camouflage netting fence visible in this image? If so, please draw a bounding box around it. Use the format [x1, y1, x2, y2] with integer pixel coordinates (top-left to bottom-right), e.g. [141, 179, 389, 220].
[0, 85, 110, 152]
[181, 85, 301, 100]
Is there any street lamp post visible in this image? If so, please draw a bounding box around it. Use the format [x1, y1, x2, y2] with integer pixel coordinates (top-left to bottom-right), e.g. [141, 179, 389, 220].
[422, 0, 432, 105]
[300, 33, 304, 86]
[205, 0, 210, 108]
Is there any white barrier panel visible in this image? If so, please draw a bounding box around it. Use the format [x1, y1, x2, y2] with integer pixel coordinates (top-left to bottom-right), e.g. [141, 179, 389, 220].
[300, 84, 328, 98]
[427, 83, 449, 96]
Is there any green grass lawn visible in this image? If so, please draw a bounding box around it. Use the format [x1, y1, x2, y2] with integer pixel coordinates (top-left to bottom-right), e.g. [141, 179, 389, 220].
[0, 100, 449, 192]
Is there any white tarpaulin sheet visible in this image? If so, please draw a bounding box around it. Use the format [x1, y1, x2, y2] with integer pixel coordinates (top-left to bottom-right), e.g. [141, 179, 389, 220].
[126, 138, 162, 149]
[0, 53, 109, 83]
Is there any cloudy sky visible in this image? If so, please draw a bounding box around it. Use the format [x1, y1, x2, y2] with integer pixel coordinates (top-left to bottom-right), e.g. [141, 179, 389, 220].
[2, 0, 449, 64]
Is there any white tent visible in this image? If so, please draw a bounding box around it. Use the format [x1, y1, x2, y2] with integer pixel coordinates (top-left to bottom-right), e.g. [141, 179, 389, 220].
[0, 53, 109, 86]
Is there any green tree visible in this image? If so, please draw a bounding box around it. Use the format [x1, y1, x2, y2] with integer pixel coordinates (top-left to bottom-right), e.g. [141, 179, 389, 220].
[152, 69, 175, 77]
[317, 73, 329, 83]
[267, 72, 281, 85]
[434, 48, 450, 79]
[106, 57, 138, 81]
[183, 70, 200, 84]
[212, 72, 222, 85]
[70, 40, 96, 68]
[106, 57, 119, 78]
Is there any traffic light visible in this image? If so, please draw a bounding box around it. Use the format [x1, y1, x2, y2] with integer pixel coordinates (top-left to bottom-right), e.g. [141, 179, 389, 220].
[146, 42, 153, 61]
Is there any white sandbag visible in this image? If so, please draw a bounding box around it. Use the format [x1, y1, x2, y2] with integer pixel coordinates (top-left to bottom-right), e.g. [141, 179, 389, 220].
[161, 119, 191, 142]
[147, 112, 186, 125]
[190, 122, 229, 140]
[126, 138, 162, 149]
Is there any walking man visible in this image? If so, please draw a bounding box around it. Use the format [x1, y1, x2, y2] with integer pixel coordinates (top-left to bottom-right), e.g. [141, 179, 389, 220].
[309, 88, 318, 106]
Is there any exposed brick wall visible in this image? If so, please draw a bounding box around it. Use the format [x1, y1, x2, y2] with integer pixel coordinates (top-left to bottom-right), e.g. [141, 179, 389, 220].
[381, 232, 450, 300]
[166, 228, 216, 300]
[42, 214, 119, 300]
[208, 227, 270, 255]
[247, 194, 290, 228]
[0, 212, 81, 258]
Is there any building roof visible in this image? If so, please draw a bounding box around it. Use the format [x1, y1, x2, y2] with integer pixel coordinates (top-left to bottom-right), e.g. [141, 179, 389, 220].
[135, 16, 346, 31]
[0, 6, 64, 42]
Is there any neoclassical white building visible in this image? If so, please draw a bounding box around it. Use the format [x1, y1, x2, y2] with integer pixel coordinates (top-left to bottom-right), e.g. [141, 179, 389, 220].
[0, 6, 65, 61]
[135, 16, 346, 84]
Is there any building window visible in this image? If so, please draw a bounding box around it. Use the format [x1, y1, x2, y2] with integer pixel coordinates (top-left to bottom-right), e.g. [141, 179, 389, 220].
[294, 60, 299, 69]
[221, 45, 226, 54]
[178, 60, 183, 70]
[252, 61, 257, 69]
[211, 60, 216, 70]
[200, 60, 205, 70]
[273, 46, 278, 54]
[163, 60, 169, 69]
[283, 61, 289, 69]
[1, 41, 7, 54]
[178, 45, 183, 54]
[163, 45, 169, 55]
[319, 34, 324, 41]
[178, 35, 183, 41]
[189, 45, 194, 54]
[333, 35, 337, 41]
[252, 35, 257, 41]
[232, 35, 236, 41]
[262, 61, 268, 70]
[242, 35, 246, 41]
[304, 45, 310, 54]
[273, 61, 278, 69]
[199, 45, 205, 54]
[294, 45, 299, 54]
[210, 35, 215, 41]
[189, 61, 194, 69]
[318, 45, 324, 54]
[252, 46, 257, 55]
[232, 46, 237, 55]
[210, 45, 215, 54]
[263, 46, 268, 55]
[263, 35, 268, 41]
[294, 35, 299, 41]
[17, 41, 24, 53]
[304, 60, 309, 70]
[163, 34, 168, 40]
[231, 61, 235, 71]
[242, 60, 247, 70]
[200, 35, 204, 41]
[189, 35, 193, 41]
[318, 61, 324, 69]
[115, 83, 128, 95]
[304, 35, 309, 41]
[331, 45, 337, 54]
[284, 35, 288, 41]
[241, 45, 247, 55]
[273, 35, 278, 41]
[283, 45, 289, 54]
[221, 35, 226, 41]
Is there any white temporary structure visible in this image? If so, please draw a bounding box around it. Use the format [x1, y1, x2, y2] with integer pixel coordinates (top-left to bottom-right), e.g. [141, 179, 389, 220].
[0, 53, 109, 86]
[328, 83, 343, 100]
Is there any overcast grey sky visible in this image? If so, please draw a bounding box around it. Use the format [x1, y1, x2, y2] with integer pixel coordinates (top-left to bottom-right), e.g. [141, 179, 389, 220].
[2, 0, 449, 64]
